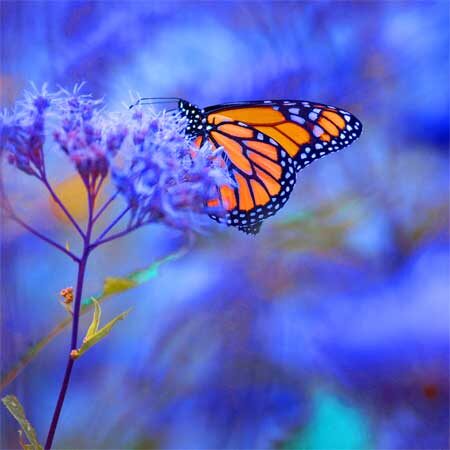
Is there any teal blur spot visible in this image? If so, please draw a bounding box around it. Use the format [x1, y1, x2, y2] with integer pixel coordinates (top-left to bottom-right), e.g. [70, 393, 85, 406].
[284, 390, 371, 450]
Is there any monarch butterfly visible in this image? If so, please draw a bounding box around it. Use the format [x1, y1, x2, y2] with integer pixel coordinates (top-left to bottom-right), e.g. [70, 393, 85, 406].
[135, 98, 362, 234]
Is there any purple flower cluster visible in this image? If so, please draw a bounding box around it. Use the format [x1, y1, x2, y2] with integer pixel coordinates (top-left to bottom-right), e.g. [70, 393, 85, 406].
[52, 86, 128, 186]
[0, 85, 127, 187]
[111, 108, 230, 230]
[0, 85, 52, 177]
[1, 85, 230, 232]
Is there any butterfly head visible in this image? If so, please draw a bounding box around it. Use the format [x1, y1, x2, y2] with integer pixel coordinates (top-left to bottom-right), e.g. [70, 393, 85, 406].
[178, 99, 207, 138]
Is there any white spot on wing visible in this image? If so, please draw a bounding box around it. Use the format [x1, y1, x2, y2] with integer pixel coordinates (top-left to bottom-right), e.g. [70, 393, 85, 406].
[291, 115, 306, 125]
[313, 125, 323, 137]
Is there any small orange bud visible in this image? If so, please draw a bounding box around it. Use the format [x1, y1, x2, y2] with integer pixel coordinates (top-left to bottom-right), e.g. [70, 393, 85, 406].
[60, 287, 74, 304]
[70, 349, 80, 360]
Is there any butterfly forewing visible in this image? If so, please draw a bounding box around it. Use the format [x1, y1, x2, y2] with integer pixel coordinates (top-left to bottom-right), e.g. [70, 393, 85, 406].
[205, 100, 362, 171]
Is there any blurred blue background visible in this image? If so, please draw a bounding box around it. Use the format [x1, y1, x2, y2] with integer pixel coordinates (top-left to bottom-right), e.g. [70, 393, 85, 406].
[1, 1, 449, 449]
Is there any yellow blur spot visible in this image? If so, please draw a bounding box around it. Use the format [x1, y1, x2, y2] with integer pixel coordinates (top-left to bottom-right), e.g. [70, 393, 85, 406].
[50, 175, 107, 225]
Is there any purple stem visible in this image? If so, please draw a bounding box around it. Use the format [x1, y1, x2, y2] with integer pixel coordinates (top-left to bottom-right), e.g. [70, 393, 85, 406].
[94, 175, 105, 197]
[44, 257, 86, 450]
[90, 219, 145, 250]
[92, 206, 130, 245]
[45, 185, 96, 449]
[0, 166, 83, 257]
[92, 191, 119, 224]
[42, 178, 85, 238]
[7, 213, 79, 262]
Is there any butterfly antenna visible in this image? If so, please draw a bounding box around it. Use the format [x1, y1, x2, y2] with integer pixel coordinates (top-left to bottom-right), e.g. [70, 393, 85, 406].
[129, 97, 180, 109]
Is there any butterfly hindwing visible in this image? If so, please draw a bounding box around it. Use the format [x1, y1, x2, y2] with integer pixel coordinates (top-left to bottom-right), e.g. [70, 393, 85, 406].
[195, 121, 297, 234]
[239, 221, 262, 235]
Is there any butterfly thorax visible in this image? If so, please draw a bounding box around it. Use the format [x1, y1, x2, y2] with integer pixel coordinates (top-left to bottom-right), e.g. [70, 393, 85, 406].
[178, 99, 208, 138]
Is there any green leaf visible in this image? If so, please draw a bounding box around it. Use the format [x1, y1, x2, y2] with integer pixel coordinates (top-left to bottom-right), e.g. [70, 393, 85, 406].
[2, 244, 190, 391]
[81, 249, 187, 308]
[85, 298, 101, 340]
[19, 430, 34, 450]
[1, 395, 43, 450]
[130, 250, 183, 284]
[72, 303, 132, 359]
[101, 277, 137, 298]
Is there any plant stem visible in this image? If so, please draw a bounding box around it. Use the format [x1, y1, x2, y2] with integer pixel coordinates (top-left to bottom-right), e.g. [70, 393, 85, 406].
[1, 174, 80, 262]
[93, 206, 130, 244]
[90, 219, 144, 250]
[94, 175, 105, 197]
[7, 213, 79, 262]
[42, 178, 85, 238]
[44, 256, 87, 450]
[92, 191, 119, 224]
[45, 185, 96, 450]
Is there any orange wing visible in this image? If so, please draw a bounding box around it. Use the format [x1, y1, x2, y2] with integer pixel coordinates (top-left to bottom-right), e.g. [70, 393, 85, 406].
[205, 100, 362, 171]
[195, 100, 362, 233]
[194, 120, 296, 234]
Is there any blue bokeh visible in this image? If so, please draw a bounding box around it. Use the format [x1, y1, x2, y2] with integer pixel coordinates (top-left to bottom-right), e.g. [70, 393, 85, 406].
[1, 1, 449, 449]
